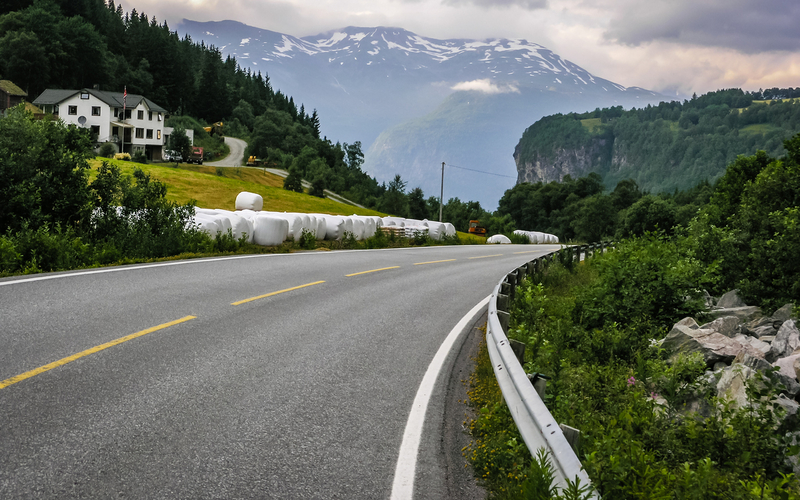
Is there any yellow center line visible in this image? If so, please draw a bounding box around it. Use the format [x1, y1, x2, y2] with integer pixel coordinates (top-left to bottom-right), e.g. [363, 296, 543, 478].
[0, 316, 197, 390]
[414, 259, 457, 265]
[231, 280, 325, 305]
[513, 250, 541, 254]
[468, 254, 503, 260]
[346, 266, 400, 277]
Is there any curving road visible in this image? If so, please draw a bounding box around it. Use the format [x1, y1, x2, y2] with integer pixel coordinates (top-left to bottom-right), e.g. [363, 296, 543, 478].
[0, 244, 559, 498]
[206, 136, 247, 167]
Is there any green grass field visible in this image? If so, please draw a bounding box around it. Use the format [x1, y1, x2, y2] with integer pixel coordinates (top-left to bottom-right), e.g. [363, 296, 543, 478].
[580, 118, 603, 134]
[739, 123, 781, 135]
[88, 158, 384, 216]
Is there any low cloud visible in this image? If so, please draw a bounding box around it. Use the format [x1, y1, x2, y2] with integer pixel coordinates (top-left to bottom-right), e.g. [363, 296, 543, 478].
[603, 0, 800, 53]
[451, 79, 520, 93]
[441, 0, 547, 9]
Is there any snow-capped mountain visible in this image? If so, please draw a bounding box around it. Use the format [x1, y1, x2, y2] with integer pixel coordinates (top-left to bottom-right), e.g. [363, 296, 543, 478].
[178, 20, 666, 209]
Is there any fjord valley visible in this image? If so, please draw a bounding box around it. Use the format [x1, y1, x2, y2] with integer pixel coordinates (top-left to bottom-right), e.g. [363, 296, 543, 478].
[177, 20, 667, 209]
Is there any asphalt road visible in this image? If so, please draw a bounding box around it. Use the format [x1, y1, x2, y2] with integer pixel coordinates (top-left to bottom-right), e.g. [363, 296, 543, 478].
[206, 137, 247, 167]
[0, 244, 559, 498]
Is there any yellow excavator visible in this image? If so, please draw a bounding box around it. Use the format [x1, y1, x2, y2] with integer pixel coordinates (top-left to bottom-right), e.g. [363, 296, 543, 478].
[203, 121, 224, 137]
[468, 220, 487, 237]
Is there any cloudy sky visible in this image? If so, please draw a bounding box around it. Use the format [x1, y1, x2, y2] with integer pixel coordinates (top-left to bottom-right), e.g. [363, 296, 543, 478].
[134, 0, 799, 96]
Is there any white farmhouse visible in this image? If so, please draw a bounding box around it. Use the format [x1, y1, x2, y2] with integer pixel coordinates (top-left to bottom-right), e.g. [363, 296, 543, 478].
[32, 87, 188, 161]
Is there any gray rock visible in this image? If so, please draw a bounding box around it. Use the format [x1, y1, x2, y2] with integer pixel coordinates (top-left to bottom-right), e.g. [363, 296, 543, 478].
[767, 320, 800, 363]
[700, 316, 741, 338]
[713, 361, 729, 371]
[717, 365, 755, 408]
[663, 324, 765, 367]
[705, 306, 762, 322]
[717, 289, 747, 308]
[774, 394, 799, 428]
[734, 334, 772, 357]
[795, 356, 800, 381]
[760, 335, 776, 344]
[676, 317, 700, 329]
[735, 352, 800, 398]
[752, 324, 777, 339]
[701, 290, 715, 309]
[774, 353, 800, 382]
[735, 352, 771, 372]
[747, 316, 776, 330]
[773, 303, 795, 322]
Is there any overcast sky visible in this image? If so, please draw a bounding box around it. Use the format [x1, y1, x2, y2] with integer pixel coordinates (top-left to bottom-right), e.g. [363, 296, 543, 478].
[133, 0, 799, 96]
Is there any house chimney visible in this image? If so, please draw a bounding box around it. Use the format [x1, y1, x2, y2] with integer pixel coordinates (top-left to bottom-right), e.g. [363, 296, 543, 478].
[93, 84, 100, 90]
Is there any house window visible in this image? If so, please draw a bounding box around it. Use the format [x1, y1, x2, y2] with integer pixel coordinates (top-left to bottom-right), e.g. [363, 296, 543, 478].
[137, 110, 144, 120]
[125, 109, 131, 119]
[68, 105, 77, 115]
[112, 126, 119, 139]
[148, 111, 153, 121]
[90, 125, 100, 139]
[158, 113, 162, 121]
[135, 128, 144, 139]
[91, 106, 101, 116]
[157, 130, 161, 140]
[81, 93, 89, 99]
[146, 129, 153, 139]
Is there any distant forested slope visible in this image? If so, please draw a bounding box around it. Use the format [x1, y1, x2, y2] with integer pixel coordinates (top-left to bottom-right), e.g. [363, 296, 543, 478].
[0, 0, 388, 208]
[514, 88, 800, 193]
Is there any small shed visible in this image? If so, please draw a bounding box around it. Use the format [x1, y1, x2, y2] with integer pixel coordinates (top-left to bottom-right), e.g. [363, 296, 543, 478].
[0, 80, 27, 114]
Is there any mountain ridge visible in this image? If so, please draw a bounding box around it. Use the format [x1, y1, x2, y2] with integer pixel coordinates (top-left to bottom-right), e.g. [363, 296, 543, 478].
[177, 19, 668, 208]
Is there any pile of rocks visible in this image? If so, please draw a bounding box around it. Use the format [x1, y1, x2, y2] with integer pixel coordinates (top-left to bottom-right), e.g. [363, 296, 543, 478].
[661, 290, 799, 472]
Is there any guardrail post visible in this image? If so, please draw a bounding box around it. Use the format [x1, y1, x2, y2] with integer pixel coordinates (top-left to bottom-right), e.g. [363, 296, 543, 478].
[507, 271, 518, 301]
[509, 339, 526, 365]
[497, 310, 510, 332]
[559, 424, 581, 456]
[497, 293, 509, 312]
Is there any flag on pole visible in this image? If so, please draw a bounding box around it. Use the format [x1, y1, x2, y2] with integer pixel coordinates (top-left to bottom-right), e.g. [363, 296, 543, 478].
[123, 86, 127, 118]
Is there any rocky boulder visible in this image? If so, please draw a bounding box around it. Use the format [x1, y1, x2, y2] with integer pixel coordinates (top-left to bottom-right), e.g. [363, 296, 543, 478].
[700, 316, 741, 338]
[663, 324, 766, 367]
[767, 320, 800, 363]
[716, 289, 747, 308]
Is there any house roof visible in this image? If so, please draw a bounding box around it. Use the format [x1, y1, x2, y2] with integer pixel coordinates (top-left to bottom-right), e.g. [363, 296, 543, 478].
[32, 88, 167, 113]
[0, 80, 27, 97]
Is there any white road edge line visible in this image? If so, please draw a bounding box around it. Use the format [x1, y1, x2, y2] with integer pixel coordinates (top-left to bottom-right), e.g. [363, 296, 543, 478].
[390, 295, 491, 500]
[0, 245, 466, 288]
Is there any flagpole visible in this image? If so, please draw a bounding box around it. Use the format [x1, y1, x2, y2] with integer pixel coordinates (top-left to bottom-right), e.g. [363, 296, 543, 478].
[122, 86, 127, 154]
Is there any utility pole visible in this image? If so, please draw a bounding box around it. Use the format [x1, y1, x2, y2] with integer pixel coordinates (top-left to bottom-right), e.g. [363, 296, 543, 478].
[439, 161, 445, 222]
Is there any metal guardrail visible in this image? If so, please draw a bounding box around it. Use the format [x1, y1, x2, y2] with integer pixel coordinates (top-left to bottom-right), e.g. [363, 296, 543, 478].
[485, 243, 612, 497]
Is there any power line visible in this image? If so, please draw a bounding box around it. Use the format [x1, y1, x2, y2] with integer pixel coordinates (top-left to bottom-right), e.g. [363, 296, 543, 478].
[445, 163, 516, 179]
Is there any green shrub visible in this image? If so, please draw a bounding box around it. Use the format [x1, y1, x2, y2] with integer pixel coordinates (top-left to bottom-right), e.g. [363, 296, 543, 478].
[573, 233, 707, 330]
[99, 142, 116, 158]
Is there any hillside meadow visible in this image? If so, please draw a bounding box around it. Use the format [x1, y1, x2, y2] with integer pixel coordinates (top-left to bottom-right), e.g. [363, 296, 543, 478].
[87, 159, 385, 217]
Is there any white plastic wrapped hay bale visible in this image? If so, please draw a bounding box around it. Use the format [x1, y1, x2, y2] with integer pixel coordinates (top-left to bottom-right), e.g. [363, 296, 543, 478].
[210, 209, 252, 242]
[424, 220, 445, 241]
[487, 234, 512, 244]
[322, 215, 346, 240]
[192, 214, 221, 239]
[314, 216, 327, 240]
[235, 191, 263, 211]
[252, 216, 288, 246]
[351, 215, 376, 238]
[351, 218, 366, 240]
[342, 217, 354, 237]
[444, 223, 456, 237]
[382, 217, 405, 227]
[266, 212, 303, 241]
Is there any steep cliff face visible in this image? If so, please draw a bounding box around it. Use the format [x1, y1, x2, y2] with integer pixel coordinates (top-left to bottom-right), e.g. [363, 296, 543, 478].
[514, 137, 608, 184]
